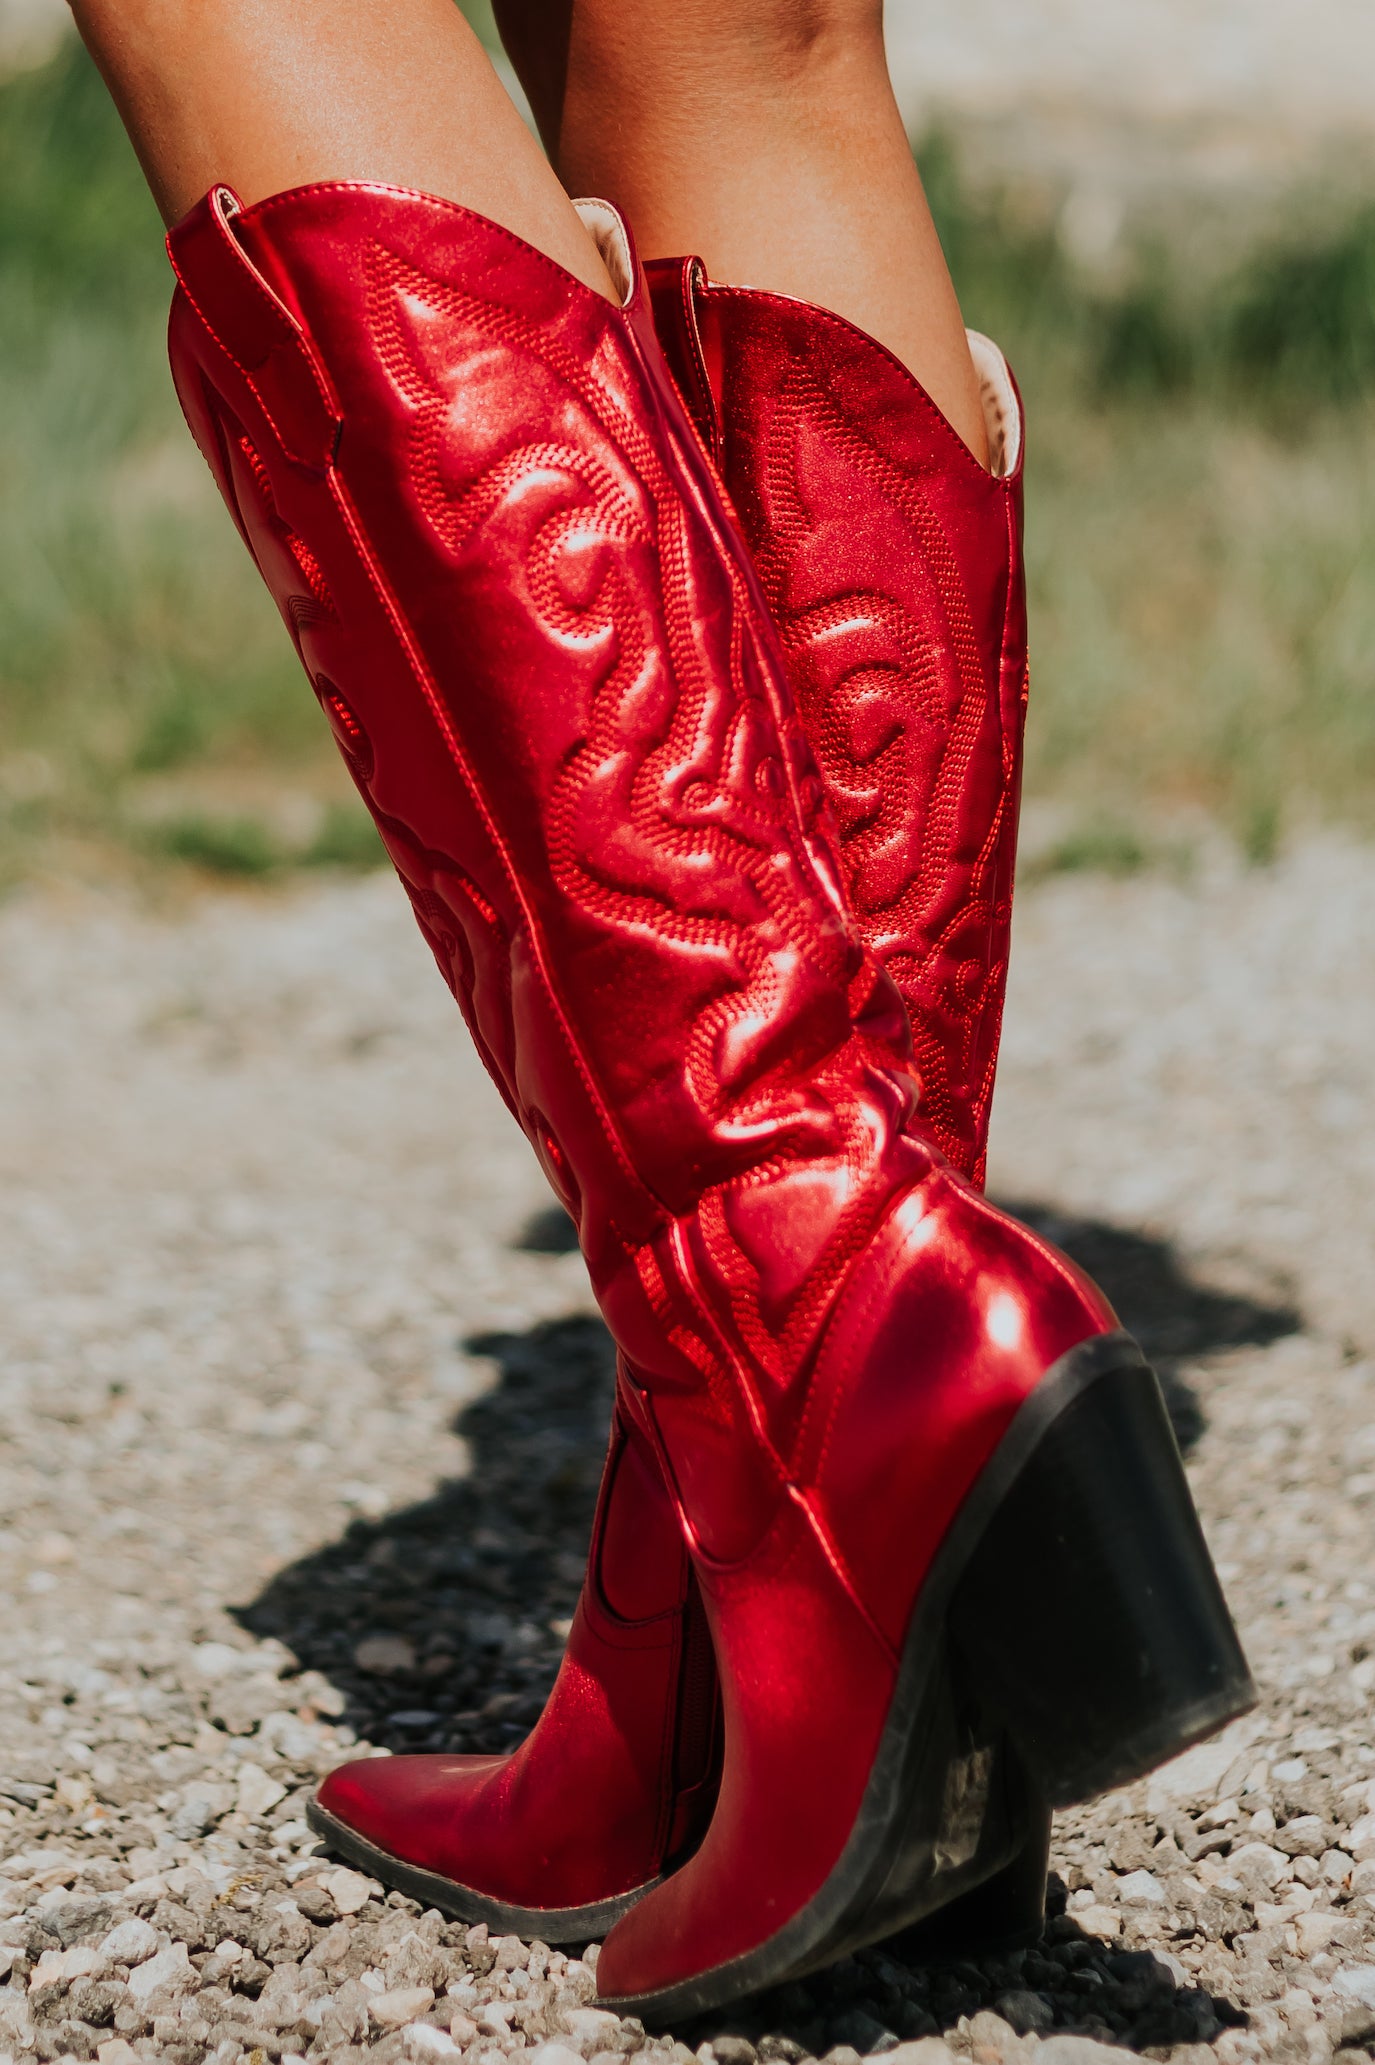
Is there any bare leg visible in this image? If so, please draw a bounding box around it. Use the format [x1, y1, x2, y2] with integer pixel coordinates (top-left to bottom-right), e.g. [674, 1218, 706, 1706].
[492, 0, 989, 463]
[65, 0, 616, 299]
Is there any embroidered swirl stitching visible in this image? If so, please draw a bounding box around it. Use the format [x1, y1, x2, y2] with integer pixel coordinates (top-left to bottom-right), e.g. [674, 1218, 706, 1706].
[366, 247, 902, 1369]
[225, 408, 519, 1111]
[746, 350, 1012, 1179]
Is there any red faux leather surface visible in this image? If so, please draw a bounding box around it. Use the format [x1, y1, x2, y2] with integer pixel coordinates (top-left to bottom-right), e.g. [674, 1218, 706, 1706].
[166, 183, 1110, 1993]
[647, 260, 1027, 1189]
[315, 1403, 712, 1905]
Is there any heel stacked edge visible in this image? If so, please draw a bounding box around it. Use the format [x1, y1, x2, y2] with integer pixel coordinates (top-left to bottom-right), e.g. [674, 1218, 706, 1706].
[948, 1335, 1256, 1810]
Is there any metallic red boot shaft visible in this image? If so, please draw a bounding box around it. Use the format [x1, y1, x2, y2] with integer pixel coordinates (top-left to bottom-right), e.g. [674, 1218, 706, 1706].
[165, 185, 1249, 2013]
[647, 260, 1028, 1188]
[169, 183, 910, 1313]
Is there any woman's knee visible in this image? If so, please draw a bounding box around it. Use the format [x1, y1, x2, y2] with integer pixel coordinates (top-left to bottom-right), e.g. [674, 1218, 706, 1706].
[726, 0, 885, 74]
[496, 0, 882, 89]
[493, 0, 886, 159]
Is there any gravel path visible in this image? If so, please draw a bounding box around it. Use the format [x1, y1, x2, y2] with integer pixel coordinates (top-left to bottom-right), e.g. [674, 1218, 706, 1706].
[0, 841, 1372, 2065]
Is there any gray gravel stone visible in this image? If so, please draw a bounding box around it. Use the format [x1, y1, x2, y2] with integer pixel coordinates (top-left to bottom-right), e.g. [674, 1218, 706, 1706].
[828, 2012, 892, 2055]
[96, 1918, 159, 1966]
[1115, 1870, 1168, 1905]
[994, 1992, 1055, 2035]
[1333, 1968, 1375, 2009]
[1038, 2041, 1141, 2065]
[710, 2041, 759, 2065]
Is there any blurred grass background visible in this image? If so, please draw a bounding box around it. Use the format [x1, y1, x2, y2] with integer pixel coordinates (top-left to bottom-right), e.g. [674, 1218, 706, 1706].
[0, 30, 1371, 887]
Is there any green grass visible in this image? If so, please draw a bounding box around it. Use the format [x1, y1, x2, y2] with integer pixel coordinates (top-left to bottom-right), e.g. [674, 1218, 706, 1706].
[921, 136, 1375, 851]
[0, 41, 1371, 886]
[1020, 387, 1375, 844]
[136, 798, 383, 876]
[146, 811, 283, 877]
[921, 131, 1375, 408]
[1028, 817, 1151, 882]
[0, 42, 337, 881]
[303, 799, 386, 870]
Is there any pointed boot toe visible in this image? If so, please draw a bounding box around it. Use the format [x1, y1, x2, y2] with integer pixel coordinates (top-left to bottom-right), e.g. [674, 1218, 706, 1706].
[307, 1732, 665, 1939]
[311, 1748, 501, 1871]
[306, 1404, 720, 1939]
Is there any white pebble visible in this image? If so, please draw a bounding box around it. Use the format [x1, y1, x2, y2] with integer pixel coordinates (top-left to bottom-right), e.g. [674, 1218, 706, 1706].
[560, 2006, 622, 2051]
[127, 1940, 194, 2003]
[1039, 2039, 1141, 2065]
[1116, 1869, 1167, 1904]
[28, 1945, 102, 1992]
[326, 1865, 379, 1914]
[370, 1986, 438, 2030]
[1294, 1912, 1345, 1956]
[1144, 1716, 1262, 1814]
[404, 2027, 461, 2057]
[1348, 1811, 1375, 1853]
[97, 1917, 159, 1966]
[1072, 1903, 1122, 1940]
[235, 1763, 288, 1819]
[1230, 1841, 1288, 1889]
[1334, 1968, 1375, 2009]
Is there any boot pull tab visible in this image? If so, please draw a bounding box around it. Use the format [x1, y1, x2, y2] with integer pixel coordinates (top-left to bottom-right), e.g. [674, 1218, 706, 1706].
[166, 185, 342, 472]
[643, 255, 724, 469]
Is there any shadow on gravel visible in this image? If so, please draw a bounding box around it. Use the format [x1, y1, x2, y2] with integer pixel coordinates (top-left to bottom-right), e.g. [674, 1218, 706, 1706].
[238, 1306, 617, 1758]
[668, 1896, 1248, 2057]
[236, 1199, 1269, 2045]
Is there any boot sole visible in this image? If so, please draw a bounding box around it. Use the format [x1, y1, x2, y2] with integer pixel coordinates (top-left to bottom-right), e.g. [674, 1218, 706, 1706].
[602, 1329, 1256, 2020]
[303, 1797, 661, 1942]
[301, 1800, 664, 1941]
[305, 1751, 1049, 1957]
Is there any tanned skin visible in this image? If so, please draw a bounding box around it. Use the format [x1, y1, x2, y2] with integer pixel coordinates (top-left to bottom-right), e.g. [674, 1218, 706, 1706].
[66, 0, 987, 462]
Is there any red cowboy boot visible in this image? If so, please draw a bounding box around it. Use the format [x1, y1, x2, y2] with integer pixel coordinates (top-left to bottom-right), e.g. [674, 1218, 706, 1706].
[311, 273, 1049, 1953]
[165, 182, 1251, 2014]
[642, 262, 1056, 1956]
[169, 190, 726, 1939]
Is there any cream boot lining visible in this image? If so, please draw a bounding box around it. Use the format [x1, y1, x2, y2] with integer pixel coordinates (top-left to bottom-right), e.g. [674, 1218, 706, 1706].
[966, 329, 1022, 480]
[573, 198, 635, 308]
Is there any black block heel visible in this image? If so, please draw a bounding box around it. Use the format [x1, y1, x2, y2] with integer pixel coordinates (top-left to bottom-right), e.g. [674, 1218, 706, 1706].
[948, 1339, 1256, 1808]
